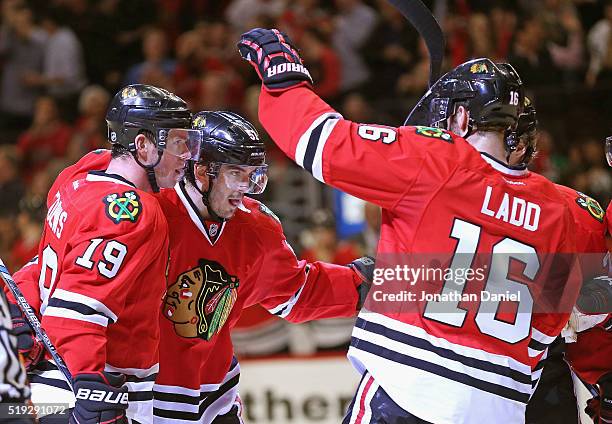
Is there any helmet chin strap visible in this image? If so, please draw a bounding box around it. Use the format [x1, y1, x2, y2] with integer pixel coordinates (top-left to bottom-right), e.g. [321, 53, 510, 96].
[195, 173, 226, 223]
[133, 150, 163, 193]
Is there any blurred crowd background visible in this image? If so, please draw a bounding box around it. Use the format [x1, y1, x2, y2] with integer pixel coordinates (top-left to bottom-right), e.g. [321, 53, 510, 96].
[0, 0, 611, 356]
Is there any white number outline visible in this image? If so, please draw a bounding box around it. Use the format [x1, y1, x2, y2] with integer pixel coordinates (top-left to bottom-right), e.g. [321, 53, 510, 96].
[423, 218, 539, 343]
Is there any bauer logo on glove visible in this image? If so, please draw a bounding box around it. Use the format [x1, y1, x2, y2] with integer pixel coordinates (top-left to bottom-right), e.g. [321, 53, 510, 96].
[238, 28, 313, 91]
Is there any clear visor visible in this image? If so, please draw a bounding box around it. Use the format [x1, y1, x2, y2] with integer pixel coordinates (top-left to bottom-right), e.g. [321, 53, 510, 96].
[218, 163, 268, 194]
[158, 128, 203, 161]
[606, 136, 612, 167]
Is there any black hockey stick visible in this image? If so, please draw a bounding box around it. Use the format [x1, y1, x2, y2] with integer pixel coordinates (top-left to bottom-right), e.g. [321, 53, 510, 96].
[386, 0, 445, 87]
[0, 258, 73, 389]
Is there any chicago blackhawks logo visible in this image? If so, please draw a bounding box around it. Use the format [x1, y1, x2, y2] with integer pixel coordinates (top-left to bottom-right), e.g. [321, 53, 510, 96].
[103, 191, 141, 224]
[414, 126, 453, 143]
[163, 259, 239, 340]
[575, 192, 605, 222]
[470, 62, 489, 74]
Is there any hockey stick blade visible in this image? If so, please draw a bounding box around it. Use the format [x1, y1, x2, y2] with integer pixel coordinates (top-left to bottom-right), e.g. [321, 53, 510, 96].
[0, 259, 73, 389]
[386, 0, 445, 87]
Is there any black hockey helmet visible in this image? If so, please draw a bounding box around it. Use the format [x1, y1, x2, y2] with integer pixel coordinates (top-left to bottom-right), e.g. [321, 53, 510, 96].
[505, 97, 538, 166]
[187, 111, 268, 221]
[606, 135, 612, 167]
[106, 84, 193, 151]
[405, 58, 524, 135]
[191, 111, 266, 167]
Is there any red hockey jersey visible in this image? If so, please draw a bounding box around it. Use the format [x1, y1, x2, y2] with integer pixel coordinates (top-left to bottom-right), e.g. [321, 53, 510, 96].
[562, 197, 611, 385]
[8, 150, 113, 313]
[13, 154, 168, 423]
[259, 86, 580, 424]
[152, 182, 361, 422]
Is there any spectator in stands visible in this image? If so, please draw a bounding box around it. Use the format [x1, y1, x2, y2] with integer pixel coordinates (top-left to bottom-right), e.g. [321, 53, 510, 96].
[11, 196, 45, 269]
[278, 0, 331, 39]
[300, 209, 361, 265]
[0, 145, 24, 218]
[0, 0, 46, 142]
[509, 15, 561, 88]
[489, 4, 517, 60]
[66, 85, 110, 162]
[16, 96, 72, 181]
[173, 29, 205, 108]
[25, 6, 87, 121]
[332, 0, 377, 92]
[300, 28, 341, 101]
[363, 0, 416, 100]
[587, 0, 612, 86]
[225, 0, 286, 32]
[124, 27, 176, 90]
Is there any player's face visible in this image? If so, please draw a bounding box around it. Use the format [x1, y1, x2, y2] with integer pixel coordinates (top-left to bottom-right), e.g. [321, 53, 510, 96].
[154, 130, 198, 189]
[207, 165, 252, 219]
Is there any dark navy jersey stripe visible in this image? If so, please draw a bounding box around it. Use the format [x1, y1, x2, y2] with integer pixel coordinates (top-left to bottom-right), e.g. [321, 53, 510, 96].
[527, 337, 551, 353]
[125, 373, 158, 383]
[129, 391, 154, 402]
[153, 373, 240, 420]
[302, 118, 332, 174]
[47, 298, 115, 323]
[271, 286, 303, 317]
[29, 375, 71, 391]
[355, 317, 532, 385]
[351, 337, 530, 404]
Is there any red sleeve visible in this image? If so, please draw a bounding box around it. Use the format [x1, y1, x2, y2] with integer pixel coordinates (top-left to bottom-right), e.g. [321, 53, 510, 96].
[41, 203, 168, 373]
[314, 48, 341, 99]
[259, 86, 459, 210]
[247, 214, 361, 323]
[3, 256, 42, 315]
[566, 324, 612, 384]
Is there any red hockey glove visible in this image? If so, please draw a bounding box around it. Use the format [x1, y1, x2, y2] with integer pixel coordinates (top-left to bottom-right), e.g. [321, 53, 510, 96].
[71, 372, 128, 424]
[586, 374, 612, 424]
[238, 28, 313, 91]
[348, 256, 375, 310]
[8, 303, 44, 371]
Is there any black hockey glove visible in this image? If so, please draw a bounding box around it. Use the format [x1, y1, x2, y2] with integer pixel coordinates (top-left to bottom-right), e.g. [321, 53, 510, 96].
[8, 303, 44, 371]
[238, 28, 313, 91]
[586, 374, 612, 424]
[348, 256, 375, 310]
[71, 372, 128, 424]
[577, 275, 612, 314]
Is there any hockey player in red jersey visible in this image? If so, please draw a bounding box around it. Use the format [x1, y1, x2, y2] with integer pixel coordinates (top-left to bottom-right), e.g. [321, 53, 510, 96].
[152, 110, 371, 423]
[506, 100, 610, 423]
[6, 85, 203, 424]
[10, 111, 373, 424]
[238, 29, 581, 423]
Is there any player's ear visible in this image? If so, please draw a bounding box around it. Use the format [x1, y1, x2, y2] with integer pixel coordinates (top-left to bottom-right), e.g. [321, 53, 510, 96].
[449, 105, 469, 137]
[134, 133, 155, 162]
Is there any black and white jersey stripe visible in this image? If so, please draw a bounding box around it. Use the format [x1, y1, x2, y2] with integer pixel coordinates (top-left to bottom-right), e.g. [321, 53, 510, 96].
[0, 290, 29, 402]
[28, 361, 157, 423]
[153, 358, 240, 423]
[43, 289, 117, 327]
[266, 265, 310, 319]
[295, 112, 342, 182]
[347, 311, 548, 423]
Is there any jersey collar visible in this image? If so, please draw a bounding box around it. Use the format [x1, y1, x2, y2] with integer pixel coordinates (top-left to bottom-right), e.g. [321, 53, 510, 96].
[175, 181, 227, 246]
[86, 171, 137, 187]
[479, 152, 529, 177]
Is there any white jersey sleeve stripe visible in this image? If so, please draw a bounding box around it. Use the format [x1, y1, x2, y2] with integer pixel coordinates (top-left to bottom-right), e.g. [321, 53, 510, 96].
[265, 265, 310, 318]
[44, 306, 110, 327]
[295, 112, 342, 183]
[52, 289, 118, 322]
